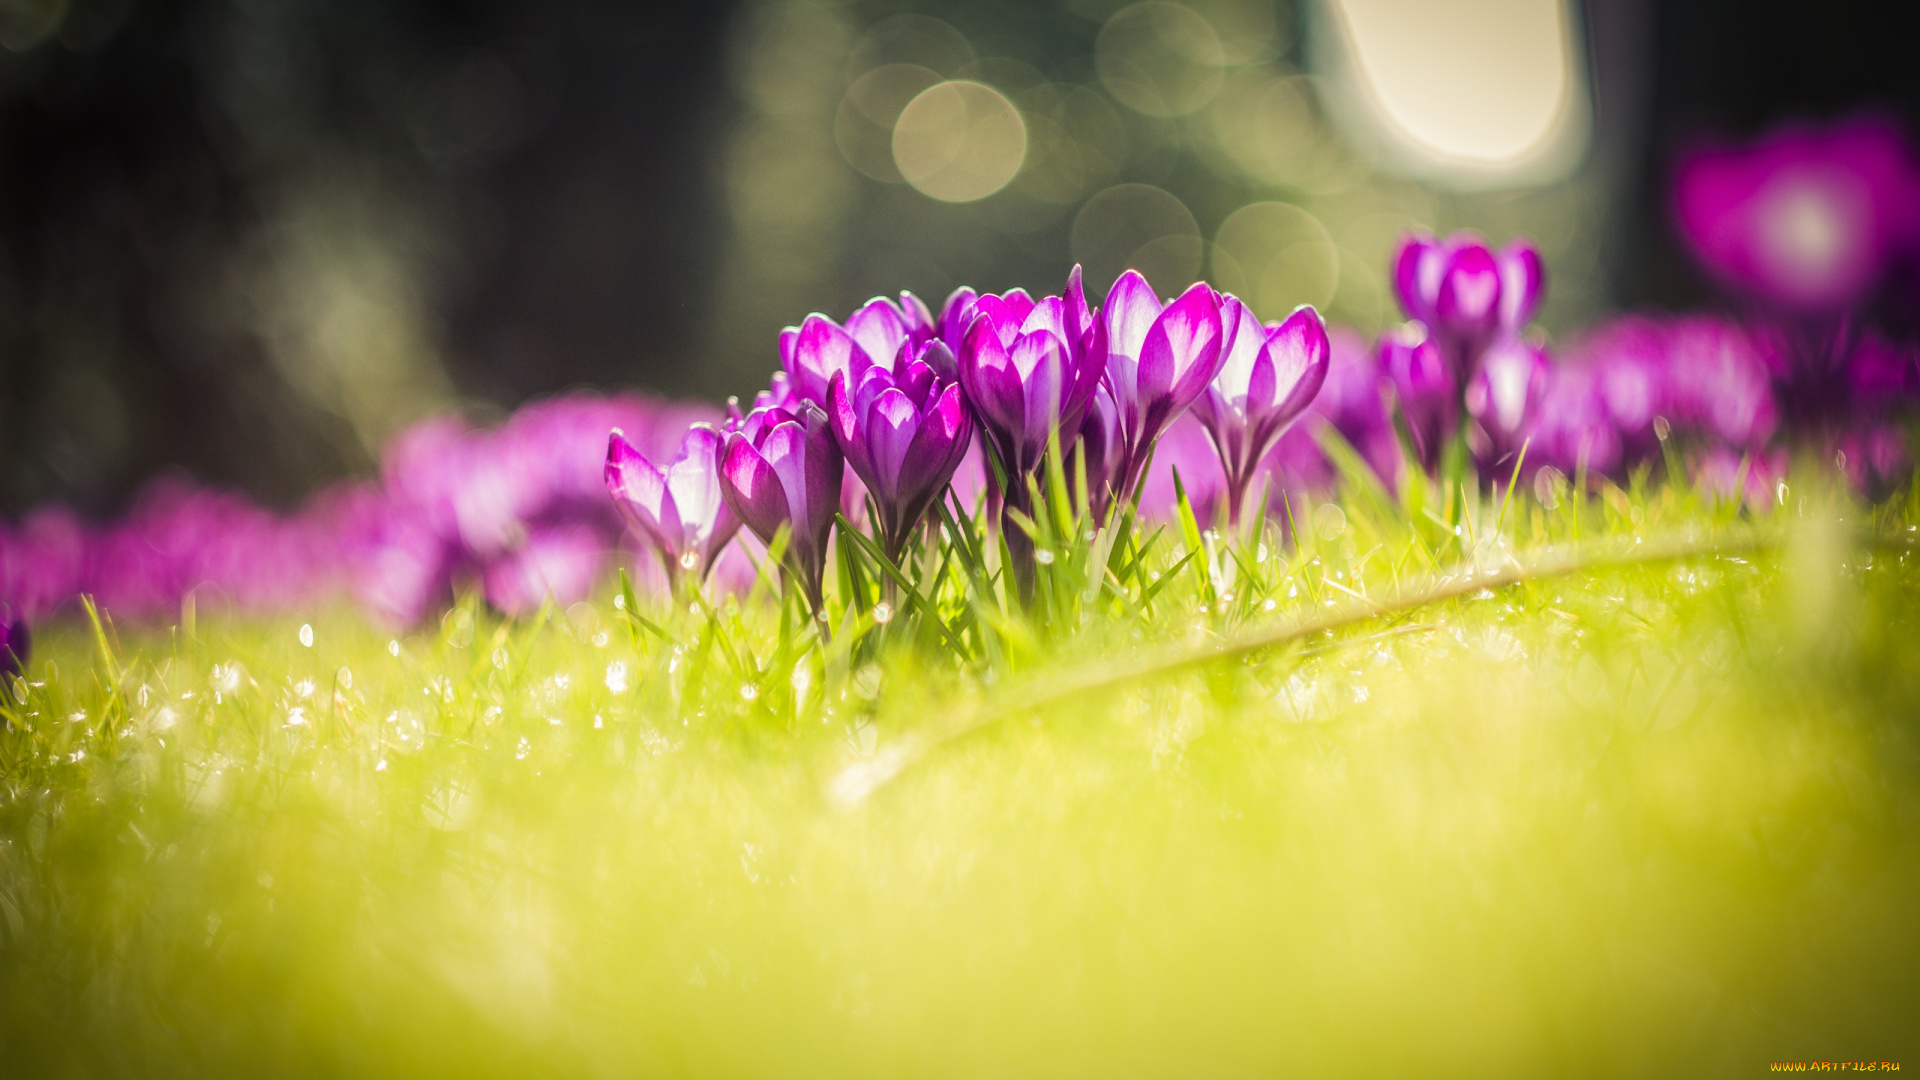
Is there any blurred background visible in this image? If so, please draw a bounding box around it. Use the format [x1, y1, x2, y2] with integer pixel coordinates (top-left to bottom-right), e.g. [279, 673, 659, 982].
[0, 0, 1915, 518]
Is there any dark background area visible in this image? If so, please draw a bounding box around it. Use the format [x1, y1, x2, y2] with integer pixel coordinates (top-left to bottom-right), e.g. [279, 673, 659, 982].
[1, 0, 1916, 518]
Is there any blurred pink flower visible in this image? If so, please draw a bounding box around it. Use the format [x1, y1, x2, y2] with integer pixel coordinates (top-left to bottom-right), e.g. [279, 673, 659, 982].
[1674, 116, 1920, 311]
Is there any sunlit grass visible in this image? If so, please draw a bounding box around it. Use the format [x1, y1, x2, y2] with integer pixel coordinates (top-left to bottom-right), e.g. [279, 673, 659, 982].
[4, 470, 1920, 1075]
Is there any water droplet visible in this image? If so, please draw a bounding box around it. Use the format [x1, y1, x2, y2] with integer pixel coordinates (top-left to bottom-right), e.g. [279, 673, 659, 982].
[337, 667, 353, 690]
[679, 550, 700, 570]
[871, 602, 894, 624]
[740, 683, 759, 701]
[1312, 504, 1347, 541]
[593, 714, 604, 729]
[1035, 549, 1055, 565]
[1262, 598, 1276, 611]
[1256, 543, 1269, 564]
[298, 624, 314, 648]
[515, 737, 531, 760]
[375, 759, 388, 772]
[605, 661, 630, 694]
[492, 648, 509, 670]
[388, 639, 401, 657]
[614, 593, 627, 610]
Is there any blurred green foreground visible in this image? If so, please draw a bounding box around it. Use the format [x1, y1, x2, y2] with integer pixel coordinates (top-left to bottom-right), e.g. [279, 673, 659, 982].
[3, 508, 1920, 1077]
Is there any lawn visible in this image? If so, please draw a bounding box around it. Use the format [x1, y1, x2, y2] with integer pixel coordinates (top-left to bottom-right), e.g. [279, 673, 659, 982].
[4, 474, 1919, 1077]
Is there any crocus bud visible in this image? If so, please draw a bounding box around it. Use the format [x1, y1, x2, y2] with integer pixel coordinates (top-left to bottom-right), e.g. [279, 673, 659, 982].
[828, 358, 974, 563]
[606, 425, 742, 588]
[1394, 232, 1545, 382]
[720, 401, 844, 619]
[1100, 271, 1227, 503]
[1191, 298, 1330, 526]
[1381, 324, 1457, 472]
[956, 266, 1104, 488]
[1464, 336, 1550, 469]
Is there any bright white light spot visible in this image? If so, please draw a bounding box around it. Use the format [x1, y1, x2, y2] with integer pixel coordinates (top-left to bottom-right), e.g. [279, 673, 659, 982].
[1319, 0, 1589, 187]
[298, 624, 314, 648]
[605, 661, 631, 694]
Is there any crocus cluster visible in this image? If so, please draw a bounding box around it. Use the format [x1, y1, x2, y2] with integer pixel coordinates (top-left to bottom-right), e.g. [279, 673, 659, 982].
[0, 392, 736, 641]
[1383, 231, 1548, 472]
[15, 113, 1920, 645]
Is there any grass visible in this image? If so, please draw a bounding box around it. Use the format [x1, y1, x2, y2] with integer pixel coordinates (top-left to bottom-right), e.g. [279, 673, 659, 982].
[5, 463, 1920, 1077]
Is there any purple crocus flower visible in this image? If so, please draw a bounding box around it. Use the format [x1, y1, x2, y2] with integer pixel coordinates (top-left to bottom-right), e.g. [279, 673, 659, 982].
[1190, 298, 1330, 525]
[606, 424, 742, 589]
[719, 401, 844, 620]
[1099, 271, 1228, 503]
[1674, 116, 1920, 313]
[0, 615, 28, 679]
[957, 268, 1103, 486]
[482, 523, 607, 617]
[1380, 323, 1456, 472]
[781, 293, 939, 405]
[1393, 233, 1545, 382]
[828, 358, 974, 563]
[1463, 335, 1550, 471]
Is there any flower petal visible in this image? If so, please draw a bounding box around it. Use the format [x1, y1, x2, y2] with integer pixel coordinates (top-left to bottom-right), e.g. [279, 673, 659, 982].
[895, 382, 971, 510]
[829, 370, 878, 486]
[846, 297, 909, 372]
[959, 318, 1029, 438]
[1262, 305, 1331, 422]
[1213, 293, 1267, 403]
[899, 290, 935, 343]
[1393, 234, 1445, 323]
[1063, 263, 1093, 352]
[1102, 269, 1162, 362]
[1496, 241, 1546, 330]
[663, 425, 728, 550]
[1014, 330, 1068, 452]
[914, 340, 957, 383]
[719, 431, 789, 544]
[786, 314, 874, 405]
[1437, 243, 1503, 337]
[865, 387, 922, 497]
[1145, 281, 1226, 414]
[798, 403, 844, 548]
[939, 286, 978, 353]
[605, 430, 679, 551]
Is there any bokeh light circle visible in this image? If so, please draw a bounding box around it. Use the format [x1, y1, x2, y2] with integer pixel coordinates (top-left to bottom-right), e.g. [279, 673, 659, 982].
[835, 64, 943, 181]
[893, 80, 1028, 203]
[1095, 2, 1226, 118]
[1211, 202, 1339, 317]
[1071, 183, 1201, 297]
